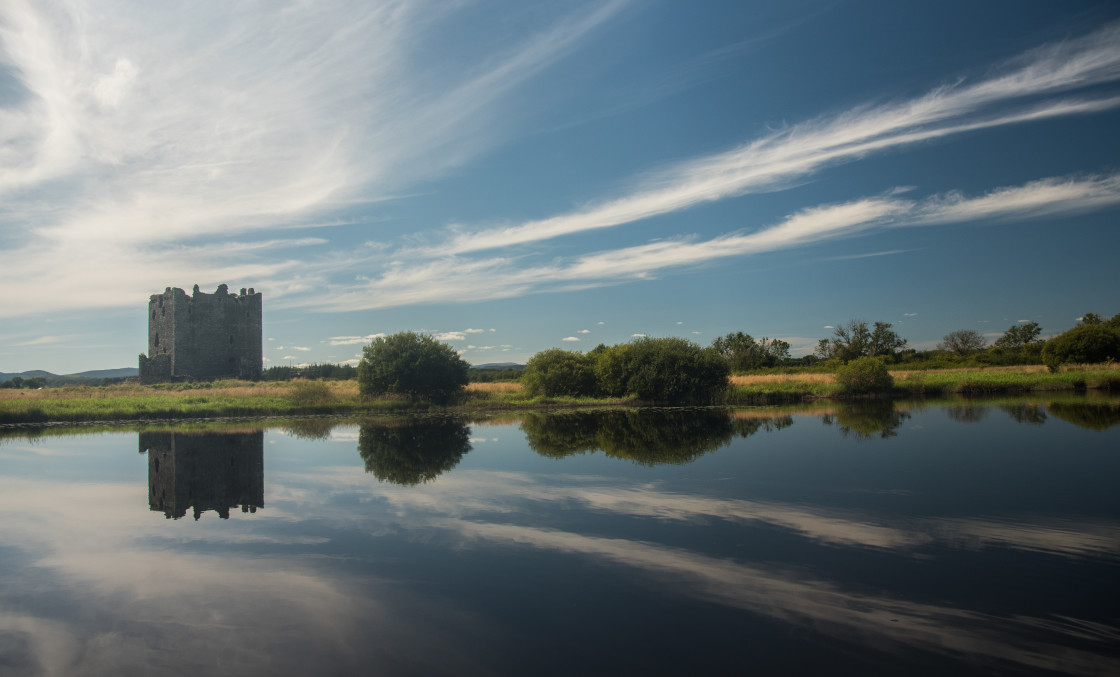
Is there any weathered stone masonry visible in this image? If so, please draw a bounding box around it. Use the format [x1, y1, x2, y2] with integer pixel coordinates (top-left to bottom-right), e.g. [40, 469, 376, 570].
[139, 284, 262, 383]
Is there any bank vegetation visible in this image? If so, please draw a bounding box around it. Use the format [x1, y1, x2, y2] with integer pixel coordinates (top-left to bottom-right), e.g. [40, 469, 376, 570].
[2, 363, 1119, 425]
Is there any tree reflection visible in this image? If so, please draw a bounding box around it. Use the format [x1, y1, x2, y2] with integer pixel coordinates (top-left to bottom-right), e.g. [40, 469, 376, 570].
[597, 410, 735, 465]
[1046, 402, 1120, 431]
[999, 403, 1048, 425]
[280, 417, 336, 440]
[824, 401, 911, 439]
[521, 409, 790, 465]
[357, 418, 472, 485]
[945, 404, 989, 423]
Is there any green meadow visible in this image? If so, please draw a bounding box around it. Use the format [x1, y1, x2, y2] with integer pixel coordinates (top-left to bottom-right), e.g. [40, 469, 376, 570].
[2, 364, 1117, 425]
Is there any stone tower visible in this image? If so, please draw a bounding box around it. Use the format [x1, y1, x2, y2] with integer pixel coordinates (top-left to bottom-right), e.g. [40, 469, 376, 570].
[139, 284, 262, 383]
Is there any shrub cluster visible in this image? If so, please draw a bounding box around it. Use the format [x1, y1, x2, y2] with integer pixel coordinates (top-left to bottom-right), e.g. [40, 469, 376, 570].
[522, 349, 596, 398]
[522, 337, 729, 403]
[835, 357, 894, 394]
[1042, 324, 1120, 371]
[357, 332, 469, 401]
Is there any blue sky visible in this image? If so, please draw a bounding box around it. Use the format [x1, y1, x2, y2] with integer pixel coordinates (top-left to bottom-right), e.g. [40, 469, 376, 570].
[2, 0, 1119, 373]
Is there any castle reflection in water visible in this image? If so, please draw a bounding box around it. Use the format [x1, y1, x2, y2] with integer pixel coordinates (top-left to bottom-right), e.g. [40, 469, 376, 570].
[139, 431, 264, 520]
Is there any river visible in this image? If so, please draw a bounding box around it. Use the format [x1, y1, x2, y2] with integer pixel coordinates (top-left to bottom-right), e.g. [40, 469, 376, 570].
[1, 396, 1117, 675]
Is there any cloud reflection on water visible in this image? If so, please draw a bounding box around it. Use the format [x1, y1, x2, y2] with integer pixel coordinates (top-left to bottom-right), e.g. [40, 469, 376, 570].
[0, 401, 1117, 675]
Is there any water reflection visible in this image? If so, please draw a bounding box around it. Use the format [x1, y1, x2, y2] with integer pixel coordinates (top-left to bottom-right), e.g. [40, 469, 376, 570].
[521, 408, 792, 464]
[0, 396, 1118, 676]
[357, 417, 473, 485]
[1048, 401, 1120, 431]
[822, 400, 911, 438]
[999, 402, 1048, 425]
[280, 417, 336, 440]
[139, 431, 264, 520]
[944, 403, 989, 423]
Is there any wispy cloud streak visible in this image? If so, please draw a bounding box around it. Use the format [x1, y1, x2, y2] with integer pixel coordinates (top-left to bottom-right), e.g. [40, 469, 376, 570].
[0, 0, 626, 317]
[437, 23, 1120, 254]
[298, 172, 1120, 311]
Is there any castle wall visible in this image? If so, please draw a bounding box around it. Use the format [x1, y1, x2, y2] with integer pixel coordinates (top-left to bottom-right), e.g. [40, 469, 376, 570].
[139, 284, 262, 382]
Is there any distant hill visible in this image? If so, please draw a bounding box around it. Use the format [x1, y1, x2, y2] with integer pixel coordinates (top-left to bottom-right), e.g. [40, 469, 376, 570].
[0, 370, 55, 382]
[1, 368, 138, 384]
[472, 362, 523, 369]
[69, 368, 139, 380]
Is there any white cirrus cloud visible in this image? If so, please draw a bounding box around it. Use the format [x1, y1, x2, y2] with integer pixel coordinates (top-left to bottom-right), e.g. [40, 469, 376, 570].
[295, 173, 1120, 313]
[0, 0, 629, 318]
[561, 336, 580, 342]
[430, 22, 1120, 256]
[328, 334, 385, 346]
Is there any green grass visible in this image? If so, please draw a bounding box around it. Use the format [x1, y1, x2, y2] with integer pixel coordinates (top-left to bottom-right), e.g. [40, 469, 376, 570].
[2, 366, 1116, 424]
[0, 390, 421, 424]
[893, 367, 1120, 396]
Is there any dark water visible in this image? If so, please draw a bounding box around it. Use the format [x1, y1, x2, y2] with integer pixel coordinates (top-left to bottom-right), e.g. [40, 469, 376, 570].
[1, 398, 1118, 676]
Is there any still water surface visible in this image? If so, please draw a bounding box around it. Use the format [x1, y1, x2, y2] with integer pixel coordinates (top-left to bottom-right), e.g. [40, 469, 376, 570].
[1, 398, 1118, 675]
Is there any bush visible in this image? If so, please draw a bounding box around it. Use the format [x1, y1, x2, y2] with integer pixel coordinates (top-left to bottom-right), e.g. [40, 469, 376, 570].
[592, 343, 635, 397]
[624, 337, 729, 403]
[835, 357, 894, 394]
[1042, 325, 1120, 371]
[357, 332, 469, 401]
[522, 349, 597, 397]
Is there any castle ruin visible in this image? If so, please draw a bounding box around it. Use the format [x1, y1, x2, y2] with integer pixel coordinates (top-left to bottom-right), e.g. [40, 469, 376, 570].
[139, 284, 262, 383]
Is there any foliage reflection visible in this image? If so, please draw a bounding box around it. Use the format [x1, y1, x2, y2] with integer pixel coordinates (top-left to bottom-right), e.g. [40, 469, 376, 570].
[823, 401, 911, 439]
[1047, 401, 1120, 431]
[521, 409, 792, 465]
[999, 403, 1048, 425]
[357, 417, 473, 485]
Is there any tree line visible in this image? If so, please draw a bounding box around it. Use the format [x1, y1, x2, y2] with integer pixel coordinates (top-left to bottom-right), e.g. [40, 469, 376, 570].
[346, 312, 1120, 402]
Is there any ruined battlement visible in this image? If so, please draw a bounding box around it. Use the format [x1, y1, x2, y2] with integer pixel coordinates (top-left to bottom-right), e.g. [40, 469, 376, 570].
[139, 284, 262, 383]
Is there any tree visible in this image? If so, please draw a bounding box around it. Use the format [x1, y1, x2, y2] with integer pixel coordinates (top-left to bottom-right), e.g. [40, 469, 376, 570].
[1081, 312, 1120, 330]
[521, 348, 597, 397]
[869, 322, 908, 359]
[938, 329, 987, 356]
[711, 332, 791, 371]
[821, 320, 907, 362]
[357, 331, 469, 400]
[1041, 324, 1120, 370]
[815, 338, 835, 360]
[993, 321, 1042, 350]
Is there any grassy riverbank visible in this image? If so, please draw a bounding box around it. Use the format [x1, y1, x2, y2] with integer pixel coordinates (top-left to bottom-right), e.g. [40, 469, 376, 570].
[726, 364, 1120, 403]
[1, 365, 1117, 424]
